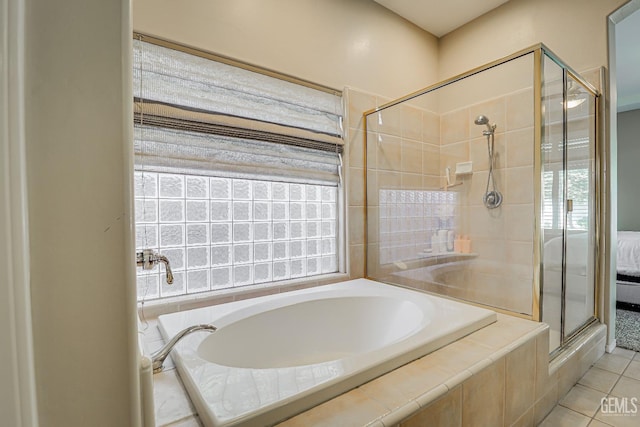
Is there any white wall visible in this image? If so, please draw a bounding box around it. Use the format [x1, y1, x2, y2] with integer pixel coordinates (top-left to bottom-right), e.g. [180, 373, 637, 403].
[133, 0, 440, 100]
[439, 0, 627, 80]
[24, 0, 139, 426]
[617, 109, 640, 231]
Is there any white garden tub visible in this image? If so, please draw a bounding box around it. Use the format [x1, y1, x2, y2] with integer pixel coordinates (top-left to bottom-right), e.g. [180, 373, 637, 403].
[157, 278, 496, 426]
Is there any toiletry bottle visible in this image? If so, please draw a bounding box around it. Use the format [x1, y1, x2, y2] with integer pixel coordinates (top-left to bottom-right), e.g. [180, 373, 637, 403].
[454, 235, 462, 253]
[447, 230, 455, 252]
[431, 231, 440, 254]
[461, 236, 471, 254]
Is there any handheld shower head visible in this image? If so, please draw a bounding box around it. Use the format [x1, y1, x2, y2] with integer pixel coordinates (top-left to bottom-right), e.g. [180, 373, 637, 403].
[474, 115, 496, 135]
[475, 114, 502, 209]
[474, 115, 489, 125]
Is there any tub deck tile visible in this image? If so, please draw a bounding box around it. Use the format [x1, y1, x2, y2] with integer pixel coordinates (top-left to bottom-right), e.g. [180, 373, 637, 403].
[277, 388, 389, 427]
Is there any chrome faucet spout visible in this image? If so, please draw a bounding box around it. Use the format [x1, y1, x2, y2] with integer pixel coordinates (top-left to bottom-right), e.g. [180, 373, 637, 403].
[136, 249, 174, 284]
[151, 324, 217, 373]
[153, 253, 174, 284]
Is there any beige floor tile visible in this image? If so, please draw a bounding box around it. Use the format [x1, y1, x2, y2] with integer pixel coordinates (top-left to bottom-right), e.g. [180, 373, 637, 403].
[610, 376, 640, 399]
[595, 354, 633, 375]
[578, 367, 621, 394]
[588, 419, 613, 427]
[595, 407, 640, 427]
[539, 405, 591, 427]
[612, 347, 637, 360]
[559, 384, 608, 417]
[634, 352, 640, 362]
[622, 360, 640, 381]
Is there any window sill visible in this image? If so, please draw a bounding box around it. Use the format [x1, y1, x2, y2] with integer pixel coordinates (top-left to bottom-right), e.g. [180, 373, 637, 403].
[137, 272, 350, 319]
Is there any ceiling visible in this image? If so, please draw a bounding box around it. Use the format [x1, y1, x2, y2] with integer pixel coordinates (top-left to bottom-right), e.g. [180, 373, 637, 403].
[374, 0, 640, 113]
[373, 0, 510, 37]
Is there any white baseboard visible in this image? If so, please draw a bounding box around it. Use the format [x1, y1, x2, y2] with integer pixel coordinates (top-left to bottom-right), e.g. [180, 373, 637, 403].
[606, 339, 617, 353]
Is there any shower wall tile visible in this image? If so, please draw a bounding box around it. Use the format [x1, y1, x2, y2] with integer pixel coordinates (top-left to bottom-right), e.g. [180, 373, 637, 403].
[348, 128, 364, 168]
[401, 104, 423, 141]
[441, 108, 469, 145]
[504, 203, 535, 242]
[422, 175, 441, 190]
[422, 111, 440, 145]
[506, 88, 534, 131]
[506, 241, 533, 274]
[377, 170, 402, 191]
[366, 131, 379, 169]
[401, 139, 423, 174]
[468, 133, 506, 172]
[377, 104, 402, 137]
[348, 167, 365, 206]
[367, 206, 379, 244]
[376, 134, 402, 171]
[348, 244, 365, 279]
[348, 206, 365, 245]
[401, 173, 423, 189]
[466, 206, 506, 240]
[422, 142, 440, 175]
[506, 128, 535, 168]
[439, 141, 469, 174]
[505, 166, 534, 204]
[366, 170, 379, 206]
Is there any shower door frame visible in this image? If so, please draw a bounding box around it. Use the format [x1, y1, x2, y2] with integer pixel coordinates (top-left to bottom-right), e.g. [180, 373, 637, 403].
[540, 50, 601, 353]
[361, 44, 601, 331]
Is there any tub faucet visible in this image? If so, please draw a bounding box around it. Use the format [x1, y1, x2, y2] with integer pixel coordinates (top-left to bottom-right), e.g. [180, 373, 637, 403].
[136, 249, 174, 284]
[151, 324, 217, 373]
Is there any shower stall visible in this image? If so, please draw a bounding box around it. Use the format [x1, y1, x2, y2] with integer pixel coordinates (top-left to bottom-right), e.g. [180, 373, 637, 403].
[362, 44, 599, 354]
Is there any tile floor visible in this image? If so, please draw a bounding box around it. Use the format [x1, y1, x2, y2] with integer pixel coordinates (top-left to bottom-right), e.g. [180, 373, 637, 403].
[540, 347, 640, 426]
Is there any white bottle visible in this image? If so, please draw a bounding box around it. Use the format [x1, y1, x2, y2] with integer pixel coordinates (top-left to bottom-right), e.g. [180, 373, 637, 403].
[438, 229, 448, 253]
[431, 231, 440, 253]
[447, 230, 455, 252]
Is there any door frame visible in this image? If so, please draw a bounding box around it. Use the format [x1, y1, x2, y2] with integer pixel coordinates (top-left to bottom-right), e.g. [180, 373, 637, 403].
[605, 0, 640, 352]
[0, 0, 39, 424]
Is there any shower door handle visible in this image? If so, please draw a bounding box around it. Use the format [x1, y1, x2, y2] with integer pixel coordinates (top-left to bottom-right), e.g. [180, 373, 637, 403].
[566, 199, 573, 213]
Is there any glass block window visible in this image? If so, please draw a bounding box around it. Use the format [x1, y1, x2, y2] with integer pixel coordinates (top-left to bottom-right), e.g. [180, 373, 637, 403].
[379, 189, 458, 265]
[136, 172, 339, 301]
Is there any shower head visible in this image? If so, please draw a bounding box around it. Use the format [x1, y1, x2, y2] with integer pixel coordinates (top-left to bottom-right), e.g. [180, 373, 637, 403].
[474, 115, 490, 126]
[474, 115, 496, 135]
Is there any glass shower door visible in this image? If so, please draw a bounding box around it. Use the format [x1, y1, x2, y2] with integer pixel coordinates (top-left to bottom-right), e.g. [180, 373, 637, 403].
[564, 74, 597, 336]
[541, 60, 597, 353]
[541, 56, 565, 352]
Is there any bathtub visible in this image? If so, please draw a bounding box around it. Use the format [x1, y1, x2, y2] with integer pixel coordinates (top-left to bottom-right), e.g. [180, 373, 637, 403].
[157, 278, 496, 426]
